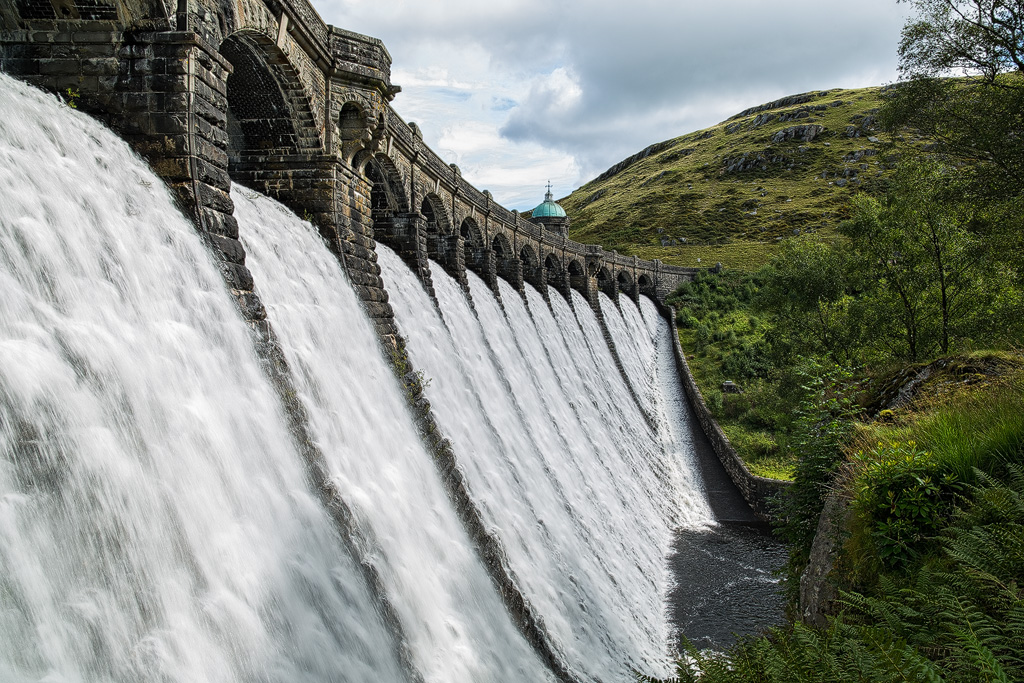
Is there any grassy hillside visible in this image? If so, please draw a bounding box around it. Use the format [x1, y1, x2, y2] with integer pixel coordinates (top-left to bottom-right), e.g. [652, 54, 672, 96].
[560, 87, 896, 267]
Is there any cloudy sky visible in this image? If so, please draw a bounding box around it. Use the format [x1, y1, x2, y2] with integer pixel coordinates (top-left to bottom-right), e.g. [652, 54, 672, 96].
[315, 0, 914, 210]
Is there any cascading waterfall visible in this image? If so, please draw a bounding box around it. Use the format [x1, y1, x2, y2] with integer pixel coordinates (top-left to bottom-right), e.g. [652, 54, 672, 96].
[378, 248, 714, 681]
[0, 73, 407, 682]
[0, 71, 780, 683]
[601, 294, 712, 510]
[232, 187, 554, 683]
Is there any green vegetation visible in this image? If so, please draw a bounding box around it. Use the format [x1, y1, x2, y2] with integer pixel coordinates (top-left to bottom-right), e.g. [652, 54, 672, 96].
[666, 270, 793, 479]
[622, 1, 1024, 680]
[561, 86, 898, 263]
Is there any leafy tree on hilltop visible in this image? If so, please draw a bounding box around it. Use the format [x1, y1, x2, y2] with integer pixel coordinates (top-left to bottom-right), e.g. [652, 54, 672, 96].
[885, 1, 1024, 196]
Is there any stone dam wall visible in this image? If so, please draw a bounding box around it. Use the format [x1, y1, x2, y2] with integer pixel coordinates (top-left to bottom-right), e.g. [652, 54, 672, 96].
[1, 1, 779, 676]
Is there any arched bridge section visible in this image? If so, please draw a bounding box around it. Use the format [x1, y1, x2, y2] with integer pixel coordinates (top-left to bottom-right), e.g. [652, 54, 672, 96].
[1, 0, 697, 331]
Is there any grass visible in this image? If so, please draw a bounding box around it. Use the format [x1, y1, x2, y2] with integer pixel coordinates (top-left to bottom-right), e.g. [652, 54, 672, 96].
[722, 423, 794, 479]
[668, 270, 797, 480]
[851, 359, 1024, 483]
[631, 241, 780, 269]
[562, 87, 902, 255]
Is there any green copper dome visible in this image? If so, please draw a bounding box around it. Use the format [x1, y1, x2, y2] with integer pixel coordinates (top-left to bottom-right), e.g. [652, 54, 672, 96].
[532, 184, 567, 218]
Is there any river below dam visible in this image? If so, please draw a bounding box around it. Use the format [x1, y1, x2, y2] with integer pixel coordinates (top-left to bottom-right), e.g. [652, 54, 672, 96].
[0, 72, 783, 682]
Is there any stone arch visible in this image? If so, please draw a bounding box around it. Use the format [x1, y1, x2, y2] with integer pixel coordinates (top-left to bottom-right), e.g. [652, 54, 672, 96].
[421, 194, 451, 236]
[460, 217, 486, 276]
[519, 244, 538, 269]
[597, 266, 617, 299]
[220, 30, 322, 180]
[617, 269, 637, 300]
[543, 252, 562, 281]
[544, 251, 571, 302]
[520, 243, 545, 292]
[637, 273, 656, 298]
[492, 232, 512, 260]
[421, 194, 452, 263]
[492, 232, 521, 289]
[567, 259, 587, 297]
[365, 154, 410, 217]
[460, 217, 483, 246]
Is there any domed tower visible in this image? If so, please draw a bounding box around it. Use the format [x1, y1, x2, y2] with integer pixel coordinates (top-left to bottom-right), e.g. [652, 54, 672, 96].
[529, 182, 570, 236]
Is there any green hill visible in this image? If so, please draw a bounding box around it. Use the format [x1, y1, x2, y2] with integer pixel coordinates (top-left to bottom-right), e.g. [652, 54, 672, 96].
[560, 86, 898, 269]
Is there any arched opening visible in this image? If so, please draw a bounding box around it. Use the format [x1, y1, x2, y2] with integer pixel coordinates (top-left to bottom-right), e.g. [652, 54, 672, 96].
[637, 273, 656, 298]
[365, 156, 409, 224]
[461, 217, 485, 275]
[421, 195, 451, 233]
[519, 244, 537, 269]
[567, 259, 587, 296]
[617, 270, 636, 300]
[493, 233, 509, 260]
[223, 34, 296, 168]
[519, 244, 542, 291]
[420, 194, 453, 267]
[220, 31, 321, 189]
[597, 266, 616, 299]
[491, 232, 519, 287]
[544, 253, 562, 284]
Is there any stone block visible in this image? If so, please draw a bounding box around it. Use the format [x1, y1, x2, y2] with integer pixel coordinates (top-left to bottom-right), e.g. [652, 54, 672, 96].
[210, 233, 246, 265]
[362, 301, 395, 320]
[235, 290, 266, 322]
[130, 133, 188, 159]
[197, 182, 233, 214]
[151, 112, 189, 134]
[201, 207, 239, 239]
[38, 58, 81, 75]
[192, 157, 230, 191]
[148, 156, 191, 181]
[220, 261, 254, 291]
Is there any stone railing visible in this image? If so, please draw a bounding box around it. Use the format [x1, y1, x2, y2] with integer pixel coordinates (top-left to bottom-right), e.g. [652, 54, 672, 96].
[281, 0, 330, 55]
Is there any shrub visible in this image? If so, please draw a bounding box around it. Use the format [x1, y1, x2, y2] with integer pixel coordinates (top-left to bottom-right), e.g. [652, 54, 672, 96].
[852, 441, 962, 569]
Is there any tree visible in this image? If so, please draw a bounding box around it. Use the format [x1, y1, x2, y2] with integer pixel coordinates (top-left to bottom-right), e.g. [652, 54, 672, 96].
[758, 239, 861, 365]
[897, 0, 1024, 80]
[841, 161, 992, 360]
[884, 1, 1024, 195]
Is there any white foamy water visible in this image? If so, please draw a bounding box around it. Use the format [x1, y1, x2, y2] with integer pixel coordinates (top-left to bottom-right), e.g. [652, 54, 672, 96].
[233, 187, 554, 683]
[0, 73, 407, 683]
[377, 247, 714, 681]
[0, 71, 742, 683]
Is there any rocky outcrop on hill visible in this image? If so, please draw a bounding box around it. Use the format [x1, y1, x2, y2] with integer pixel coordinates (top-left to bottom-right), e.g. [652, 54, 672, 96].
[594, 140, 674, 182]
[721, 150, 791, 174]
[731, 91, 832, 119]
[772, 124, 825, 143]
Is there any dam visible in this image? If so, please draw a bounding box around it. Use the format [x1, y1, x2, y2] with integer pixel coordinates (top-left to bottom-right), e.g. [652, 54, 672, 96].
[0, 1, 785, 680]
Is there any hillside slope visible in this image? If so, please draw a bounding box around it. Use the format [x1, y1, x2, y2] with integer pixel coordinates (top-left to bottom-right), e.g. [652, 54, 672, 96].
[560, 87, 896, 268]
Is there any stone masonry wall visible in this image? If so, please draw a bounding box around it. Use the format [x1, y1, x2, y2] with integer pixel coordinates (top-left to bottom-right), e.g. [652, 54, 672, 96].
[660, 302, 792, 522]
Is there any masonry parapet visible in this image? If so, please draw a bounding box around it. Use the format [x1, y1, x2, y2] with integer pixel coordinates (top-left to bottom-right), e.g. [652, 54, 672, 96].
[272, 0, 330, 60]
[330, 27, 394, 95]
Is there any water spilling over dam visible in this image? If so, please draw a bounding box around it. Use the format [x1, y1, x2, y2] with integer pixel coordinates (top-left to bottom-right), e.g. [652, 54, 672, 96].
[0, 73, 782, 682]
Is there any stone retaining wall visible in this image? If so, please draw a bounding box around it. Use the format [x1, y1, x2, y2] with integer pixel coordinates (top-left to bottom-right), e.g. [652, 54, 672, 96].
[659, 303, 791, 522]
